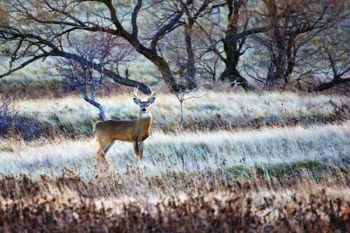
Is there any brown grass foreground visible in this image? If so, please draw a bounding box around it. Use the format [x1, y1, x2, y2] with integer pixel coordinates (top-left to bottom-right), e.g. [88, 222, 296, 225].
[0, 169, 350, 232]
[0, 187, 350, 232]
[1, 92, 350, 232]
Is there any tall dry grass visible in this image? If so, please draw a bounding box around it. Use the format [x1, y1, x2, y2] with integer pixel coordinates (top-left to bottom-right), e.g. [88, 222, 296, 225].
[10, 91, 350, 136]
[1, 91, 350, 232]
[0, 121, 348, 197]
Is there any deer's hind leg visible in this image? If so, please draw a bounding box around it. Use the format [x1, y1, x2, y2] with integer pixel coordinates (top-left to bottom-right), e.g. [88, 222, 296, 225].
[104, 142, 114, 155]
[96, 147, 107, 164]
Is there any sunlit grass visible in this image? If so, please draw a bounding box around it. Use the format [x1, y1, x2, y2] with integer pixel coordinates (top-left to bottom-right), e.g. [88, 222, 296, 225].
[1, 121, 349, 183]
[10, 90, 350, 137]
[1, 91, 350, 231]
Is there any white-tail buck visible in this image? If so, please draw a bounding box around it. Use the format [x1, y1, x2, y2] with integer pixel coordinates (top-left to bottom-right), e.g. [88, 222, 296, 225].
[93, 87, 156, 164]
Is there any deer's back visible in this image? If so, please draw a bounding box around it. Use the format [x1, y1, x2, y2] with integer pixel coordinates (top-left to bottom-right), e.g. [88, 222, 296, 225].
[93, 120, 136, 142]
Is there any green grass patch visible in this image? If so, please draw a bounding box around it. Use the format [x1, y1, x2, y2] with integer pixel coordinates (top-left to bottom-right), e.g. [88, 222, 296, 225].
[225, 160, 349, 179]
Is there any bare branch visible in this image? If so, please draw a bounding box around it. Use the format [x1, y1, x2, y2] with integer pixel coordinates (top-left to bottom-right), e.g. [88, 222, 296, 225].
[323, 45, 338, 77]
[0, 53, 48, 78]
[150, 11, 184, 51]
[132, 0, 143, 38]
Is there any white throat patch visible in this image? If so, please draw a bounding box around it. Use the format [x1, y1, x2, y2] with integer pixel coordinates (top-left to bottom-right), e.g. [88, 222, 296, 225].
[141, 112, 152, 119]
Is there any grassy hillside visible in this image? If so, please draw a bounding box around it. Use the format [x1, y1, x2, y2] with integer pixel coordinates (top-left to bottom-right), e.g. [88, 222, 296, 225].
[1, 121, 349, 177]
[1, 91, 350, 232]
[3, 91, 349, 140]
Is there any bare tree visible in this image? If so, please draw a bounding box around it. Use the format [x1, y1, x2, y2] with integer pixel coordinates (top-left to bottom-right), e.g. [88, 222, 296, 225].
[175, 90, 206, 126]
[159, 0, 220, 88]
[0, 0, 200, 93]
[253, 0, 347, 88]
[195, 1, 268, 89]
[56, 33, 134, 120]
[313, 28, 350, 91]
[218, 0, 267, 89]
[1, 0, 349, 94]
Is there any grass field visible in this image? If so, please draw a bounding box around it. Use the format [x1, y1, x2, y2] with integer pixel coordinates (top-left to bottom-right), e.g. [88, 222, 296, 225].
[1, 90, 350, 232]
[4, 90, 350, 139]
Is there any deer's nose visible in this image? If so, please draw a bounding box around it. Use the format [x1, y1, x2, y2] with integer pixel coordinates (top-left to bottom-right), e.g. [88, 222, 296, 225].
[141, 108, 146, 112]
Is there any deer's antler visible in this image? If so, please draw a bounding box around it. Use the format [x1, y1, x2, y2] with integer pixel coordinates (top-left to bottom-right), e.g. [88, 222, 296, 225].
[148, 87, 155, 99]
[134, 85, 155, 100]
[133, 86, 140, 99]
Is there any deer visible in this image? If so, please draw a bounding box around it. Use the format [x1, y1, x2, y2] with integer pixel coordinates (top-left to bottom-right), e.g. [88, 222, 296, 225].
[93, 87, 156, 164]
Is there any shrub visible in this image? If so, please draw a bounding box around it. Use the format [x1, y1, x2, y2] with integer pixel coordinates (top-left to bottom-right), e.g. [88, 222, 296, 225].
[0, 99, 14, 137]
[0, 99, 50, 140]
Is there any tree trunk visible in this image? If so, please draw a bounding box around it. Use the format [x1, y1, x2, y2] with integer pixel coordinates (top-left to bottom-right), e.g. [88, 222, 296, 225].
[115, 27, 184, 92]
[139, 47, 187, 92]
[266, 49, 296, 88]
[219, 39, 250, 89]
[266, 62, 277, 87]
[83, 96, 108, 121]
[184, 22, 197, 89]
[219, 0, 250, 90]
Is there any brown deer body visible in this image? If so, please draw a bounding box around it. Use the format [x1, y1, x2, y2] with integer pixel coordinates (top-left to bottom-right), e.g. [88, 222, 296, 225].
[93, 87, 155, 163]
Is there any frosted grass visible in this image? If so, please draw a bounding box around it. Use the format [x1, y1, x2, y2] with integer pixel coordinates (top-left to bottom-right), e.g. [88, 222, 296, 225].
[13, 91, 350, 131]
[0, 121, 349, 179]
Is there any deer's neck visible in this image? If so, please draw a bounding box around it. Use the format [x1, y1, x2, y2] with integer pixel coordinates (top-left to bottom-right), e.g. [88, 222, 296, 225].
[138, 111, 152, 129]
[139, 112, 152, 119]
[134, 111, 152, 140]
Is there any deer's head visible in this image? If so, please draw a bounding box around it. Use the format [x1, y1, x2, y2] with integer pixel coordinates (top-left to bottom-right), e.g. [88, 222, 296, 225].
[133, 86, 156, 112]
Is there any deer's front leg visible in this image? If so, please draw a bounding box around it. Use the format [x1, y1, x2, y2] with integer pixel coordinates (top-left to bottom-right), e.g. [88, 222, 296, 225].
[133, 140, 144, 161]
[138, 142, 144, 160]
[133, 141, 141, 160]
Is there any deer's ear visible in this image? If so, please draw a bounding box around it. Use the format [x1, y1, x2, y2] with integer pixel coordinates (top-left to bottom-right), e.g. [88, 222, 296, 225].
[133, 98, 140, 104]
[149, 97, 156, 104]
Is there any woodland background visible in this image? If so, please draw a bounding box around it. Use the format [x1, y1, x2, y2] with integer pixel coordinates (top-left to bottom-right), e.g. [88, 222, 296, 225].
[0, 1, 350, 232]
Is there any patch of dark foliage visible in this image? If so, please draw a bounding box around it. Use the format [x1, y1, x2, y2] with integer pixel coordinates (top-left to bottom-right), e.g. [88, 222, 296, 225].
[0, 100, 13, 136]
[12, 116, 50, 140]
[0, 99, 51, 140]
